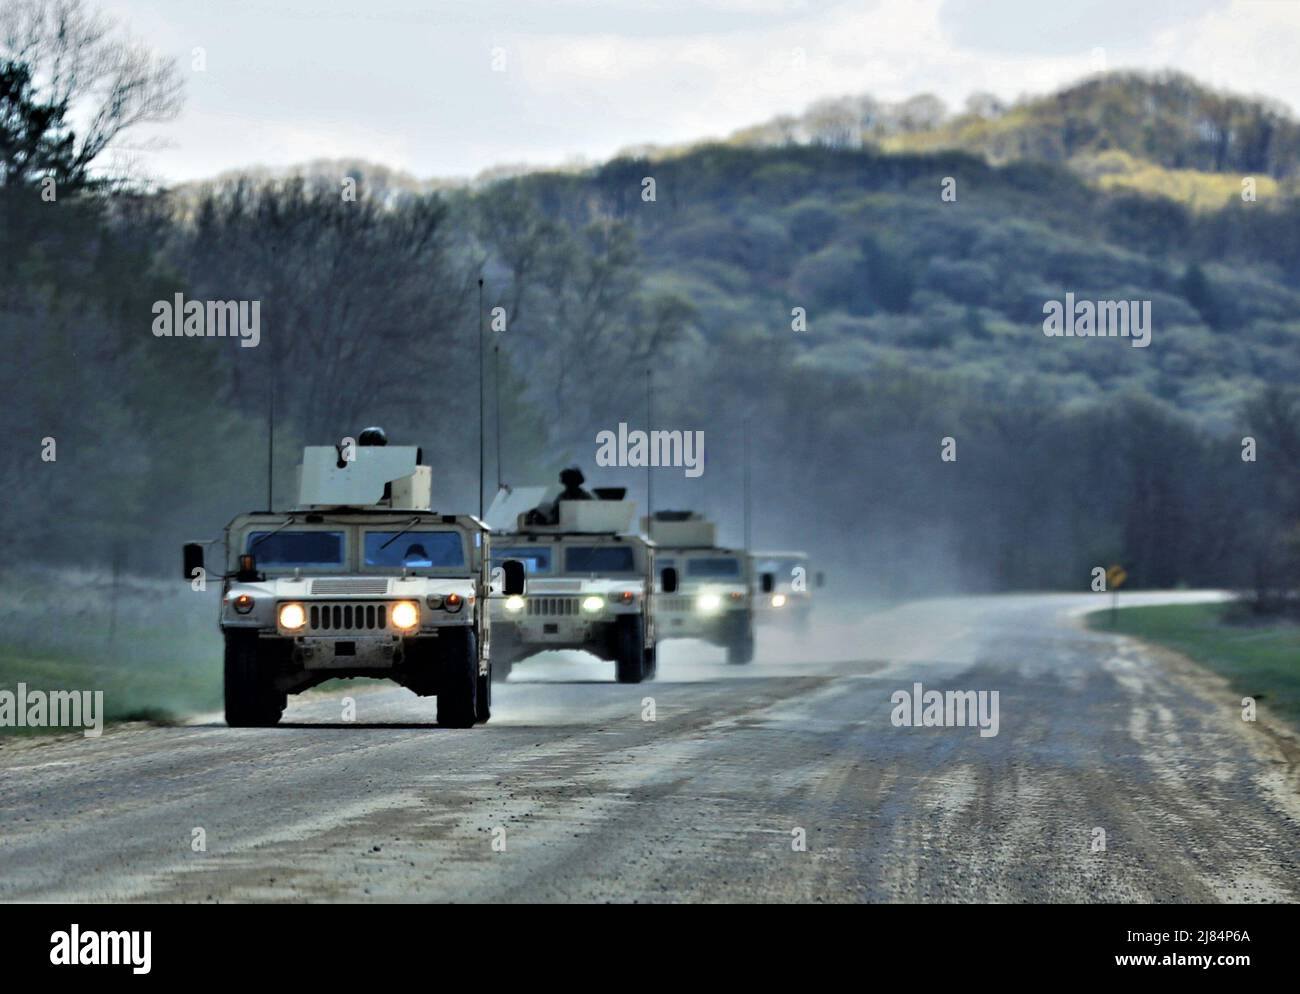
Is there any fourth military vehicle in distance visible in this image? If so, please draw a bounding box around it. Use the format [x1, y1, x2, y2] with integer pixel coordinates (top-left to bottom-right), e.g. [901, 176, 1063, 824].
[647, 511, 757, 664]
[487, 486, 662, 684]
[182, 429, 524, 729]
[750, 550, 817, 629]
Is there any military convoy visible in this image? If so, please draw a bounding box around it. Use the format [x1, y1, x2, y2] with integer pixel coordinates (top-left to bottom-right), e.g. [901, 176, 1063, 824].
[183, 430, 523, 728]
[185, 432, 818, 725]
[486, 486, 665, 683]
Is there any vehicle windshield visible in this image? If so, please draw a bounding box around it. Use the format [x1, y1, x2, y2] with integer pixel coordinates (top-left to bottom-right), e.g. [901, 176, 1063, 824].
[247, 531, 345, 568]
[755, 557, 804, 578]
[364, 531, 466, 569]
[687, 556, 742, 579]
[564, 545, 636, 574]
[492, 546, 552, 574]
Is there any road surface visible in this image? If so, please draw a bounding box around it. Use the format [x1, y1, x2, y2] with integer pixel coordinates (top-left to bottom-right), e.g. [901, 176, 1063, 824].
[2, 592, 1298, 902]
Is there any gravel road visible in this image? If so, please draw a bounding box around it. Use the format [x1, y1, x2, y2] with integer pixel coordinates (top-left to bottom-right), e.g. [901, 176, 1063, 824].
[2, 591, 1297, 903]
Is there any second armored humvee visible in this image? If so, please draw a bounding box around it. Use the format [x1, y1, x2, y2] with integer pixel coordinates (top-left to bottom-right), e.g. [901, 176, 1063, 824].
[487, 487, 662, 683]
[647, 511, 757, 664]
[183, 431, 524, 728]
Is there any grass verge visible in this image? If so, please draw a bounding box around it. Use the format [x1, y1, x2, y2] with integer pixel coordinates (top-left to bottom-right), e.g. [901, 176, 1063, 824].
[1086, 601, 1300, 729]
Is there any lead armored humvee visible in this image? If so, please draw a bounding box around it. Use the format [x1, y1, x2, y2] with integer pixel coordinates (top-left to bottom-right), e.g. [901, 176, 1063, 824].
[647, 511, 756, 664]
[487, 486, 661, 684]
[183, 431, 523, 728]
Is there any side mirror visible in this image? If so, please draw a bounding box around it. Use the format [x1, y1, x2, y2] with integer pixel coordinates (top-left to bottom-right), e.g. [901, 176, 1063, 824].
[183, 543, 205, 582]
[761, 572, 775, 594]
[502, 559, 526, 597]
[815, 571, 825, 589]
[661, 566, 678, 594]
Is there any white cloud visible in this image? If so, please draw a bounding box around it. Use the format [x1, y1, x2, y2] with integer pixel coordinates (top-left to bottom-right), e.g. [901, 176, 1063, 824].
[85, 0, 1300, 183]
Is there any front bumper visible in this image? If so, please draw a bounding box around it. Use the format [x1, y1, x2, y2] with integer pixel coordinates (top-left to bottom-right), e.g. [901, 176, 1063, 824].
[493, 614, 626, 649]
[294, 634, 401, 669]
[656, 606, 750, 643]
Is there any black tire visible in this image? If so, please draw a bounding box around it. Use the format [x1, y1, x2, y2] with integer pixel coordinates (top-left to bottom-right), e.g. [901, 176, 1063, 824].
[491, 652, 514, 683]
[642, 644, 657, 681]
[490, 627, 519, 682]
[224, 632, 285, 727]
[437, 628, 478, 728]
[724, 615, 755, 665]
[614, 615, 647, 683]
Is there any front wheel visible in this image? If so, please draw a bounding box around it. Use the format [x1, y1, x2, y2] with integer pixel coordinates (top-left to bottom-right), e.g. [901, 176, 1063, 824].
[437, 628, 479, 728]
[724, 616, 755, 665]
[614, 616, 647, 684]
[224, 632, 285, 727]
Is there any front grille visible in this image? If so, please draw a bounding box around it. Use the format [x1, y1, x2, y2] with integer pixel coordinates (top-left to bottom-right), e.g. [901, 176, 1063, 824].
[658, 595, 694, 613]
[526, 596, 579, 617]
[307, 601, 388, 632]
[310, 578, 390, 596]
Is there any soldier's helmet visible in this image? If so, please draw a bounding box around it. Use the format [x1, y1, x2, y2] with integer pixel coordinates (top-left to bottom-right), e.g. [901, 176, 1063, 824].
[359, 426, 388, 446]
[560, 467, 585, 488]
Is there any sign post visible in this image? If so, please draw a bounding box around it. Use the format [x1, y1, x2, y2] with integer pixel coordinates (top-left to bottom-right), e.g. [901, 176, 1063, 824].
[1106, 564, 1127, 627]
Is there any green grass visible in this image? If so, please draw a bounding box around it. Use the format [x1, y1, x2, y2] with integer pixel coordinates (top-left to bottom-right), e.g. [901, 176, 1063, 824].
[0, 630, 223, 735]
[1087, 602, 1300, 728]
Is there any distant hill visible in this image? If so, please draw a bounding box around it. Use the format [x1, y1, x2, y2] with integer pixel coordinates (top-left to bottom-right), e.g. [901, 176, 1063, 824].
[727, 71, 1300, 207]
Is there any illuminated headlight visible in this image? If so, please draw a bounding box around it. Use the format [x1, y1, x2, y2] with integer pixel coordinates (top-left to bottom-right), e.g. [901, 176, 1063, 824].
[443, 593, 464, 613]
[771, 594, 787, 608]
[233, 594, 255, 615]
[504, 595, 525, 613]
[278, 603, 306, 631]
[697, 593, 722, 613]
[390, 600, 420, 630]
[582, 596, 604, 613]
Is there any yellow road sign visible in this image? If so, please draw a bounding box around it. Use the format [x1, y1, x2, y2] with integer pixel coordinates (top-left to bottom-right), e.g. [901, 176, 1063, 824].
[1106, 565, 1127, 589]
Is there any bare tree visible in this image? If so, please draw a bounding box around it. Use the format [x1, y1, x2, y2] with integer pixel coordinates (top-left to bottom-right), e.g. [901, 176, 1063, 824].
[0, 0, 182, 179]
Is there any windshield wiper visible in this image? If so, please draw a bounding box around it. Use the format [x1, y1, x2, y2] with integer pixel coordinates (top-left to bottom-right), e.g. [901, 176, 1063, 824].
[379, 516, 423, 550]
[250, 515, 297, 550]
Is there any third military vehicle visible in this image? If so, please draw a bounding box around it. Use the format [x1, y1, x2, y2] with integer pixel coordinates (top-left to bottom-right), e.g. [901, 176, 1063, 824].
[647, 511, 756, 664]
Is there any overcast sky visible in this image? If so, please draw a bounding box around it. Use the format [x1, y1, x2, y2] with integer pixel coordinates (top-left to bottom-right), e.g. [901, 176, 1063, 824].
[99, 0, 1300, 184]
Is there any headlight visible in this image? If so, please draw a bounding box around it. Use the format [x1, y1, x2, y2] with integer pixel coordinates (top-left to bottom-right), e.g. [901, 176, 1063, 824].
[443, 593, 463, 613]
[233, 594, 255, 614]
[771, 594, 787, 608]
[278, 602, 306, 630]
[697, 593, 721, 613]
[426, 594, 444, 609]
[582, 596, 604, 613]
[504, 595, 525, 613]
[617, 591, 635, 604]
[390, 600, 419, 630]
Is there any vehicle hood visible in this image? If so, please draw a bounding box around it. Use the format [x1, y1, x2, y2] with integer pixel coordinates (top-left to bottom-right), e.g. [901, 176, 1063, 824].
[522, 577, 645, 595]
[232, 575, 475, 599]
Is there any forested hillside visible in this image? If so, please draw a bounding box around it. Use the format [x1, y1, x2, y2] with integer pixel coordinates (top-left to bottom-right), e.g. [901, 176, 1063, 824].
[4, 53, 1299, 599]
